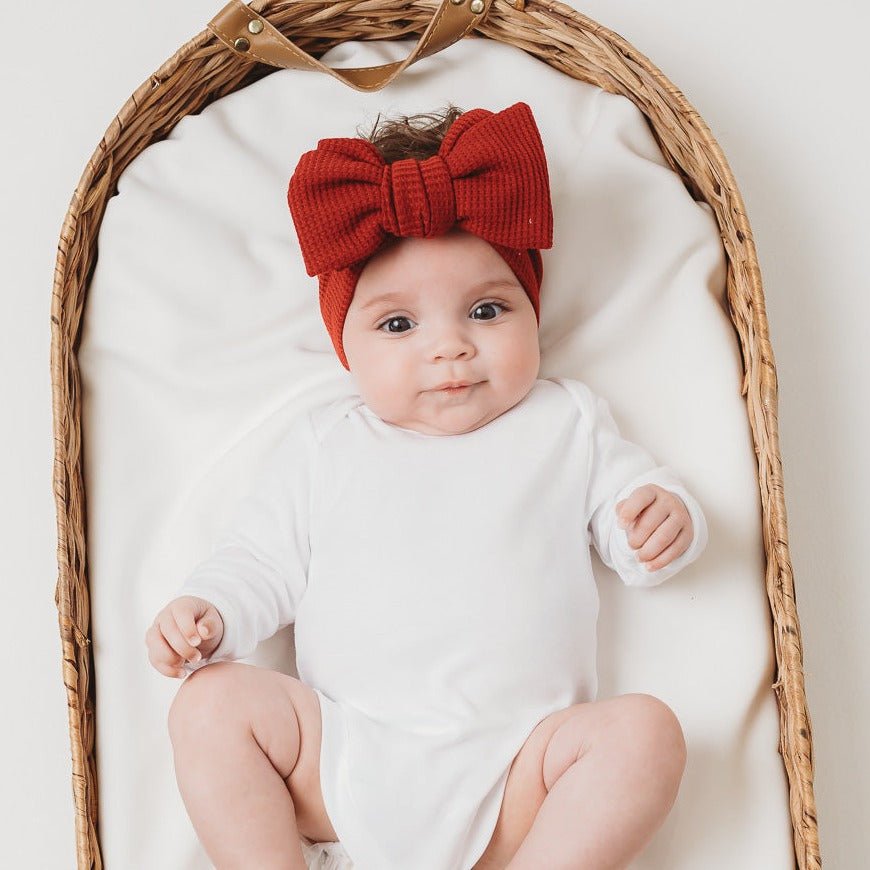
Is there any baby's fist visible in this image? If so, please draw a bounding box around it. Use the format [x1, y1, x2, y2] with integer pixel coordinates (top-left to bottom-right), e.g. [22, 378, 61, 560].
[145, 595, 224, 679]
[615, 484, 693, 572]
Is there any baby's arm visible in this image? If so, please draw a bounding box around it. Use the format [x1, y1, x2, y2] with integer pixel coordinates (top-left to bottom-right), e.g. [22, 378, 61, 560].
[575, 382, 708, 587]
[169, 415, 317, 674]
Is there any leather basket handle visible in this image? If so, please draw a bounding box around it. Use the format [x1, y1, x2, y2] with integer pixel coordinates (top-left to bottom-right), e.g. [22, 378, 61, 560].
[207, 0, 496, 92]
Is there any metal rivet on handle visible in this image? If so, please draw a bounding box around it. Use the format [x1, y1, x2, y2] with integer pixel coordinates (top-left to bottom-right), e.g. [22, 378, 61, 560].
[247, 19, 264, 34]
[469, 0, 484, 11]
[234, 36, 250, 51]
[450, 0, 465, 5]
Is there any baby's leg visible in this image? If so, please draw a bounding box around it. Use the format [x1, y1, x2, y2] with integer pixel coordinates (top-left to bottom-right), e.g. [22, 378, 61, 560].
[473, 693, 687, 870]
[168, 661, 338, 870]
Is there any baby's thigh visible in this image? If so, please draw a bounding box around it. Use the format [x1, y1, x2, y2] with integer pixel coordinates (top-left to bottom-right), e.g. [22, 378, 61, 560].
[169, 661, 338, 843]
[471, 705, 576, 869]
[472, 694, 683, 869]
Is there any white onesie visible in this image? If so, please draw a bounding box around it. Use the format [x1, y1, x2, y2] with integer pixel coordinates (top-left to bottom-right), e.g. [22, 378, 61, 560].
[178, 376, 708, 870]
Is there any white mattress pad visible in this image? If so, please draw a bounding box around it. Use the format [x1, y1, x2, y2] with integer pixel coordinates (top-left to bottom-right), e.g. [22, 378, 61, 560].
[79, 34, 793, 869]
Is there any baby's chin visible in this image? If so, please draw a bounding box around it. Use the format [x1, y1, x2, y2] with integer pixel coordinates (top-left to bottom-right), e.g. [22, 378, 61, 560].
[382, 395, 521, 436]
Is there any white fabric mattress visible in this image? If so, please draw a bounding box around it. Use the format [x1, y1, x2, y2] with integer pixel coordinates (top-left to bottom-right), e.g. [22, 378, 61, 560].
[78, 34, 794, 869]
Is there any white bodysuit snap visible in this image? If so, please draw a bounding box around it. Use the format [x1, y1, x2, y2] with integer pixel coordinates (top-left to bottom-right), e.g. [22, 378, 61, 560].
[178, 377, 708, 870]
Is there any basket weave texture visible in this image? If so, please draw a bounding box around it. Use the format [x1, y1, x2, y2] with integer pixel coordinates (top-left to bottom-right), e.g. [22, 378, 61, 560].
[49, 1, 820, 867]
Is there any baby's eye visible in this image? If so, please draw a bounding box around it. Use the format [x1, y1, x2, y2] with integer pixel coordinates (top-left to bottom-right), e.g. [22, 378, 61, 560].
[377, 316, 416, 334]
[471, 301, 508, 321]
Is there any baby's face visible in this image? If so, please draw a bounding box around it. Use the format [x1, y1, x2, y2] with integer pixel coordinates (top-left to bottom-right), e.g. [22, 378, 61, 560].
[342, 228, 541, 435]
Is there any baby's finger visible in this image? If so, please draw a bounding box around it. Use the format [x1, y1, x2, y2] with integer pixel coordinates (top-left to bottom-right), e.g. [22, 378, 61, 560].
[153, 658, 186, 679]
[171, 601, 204, 648]
[625, 499, 670, 550]
[157, 612, 203, 664]
[636, 513, 682, 563]
[641, 528, 692, 572]
[145, 625, 187, 678]
[616, 486, 658, 528]
[195, 609, 221, 642]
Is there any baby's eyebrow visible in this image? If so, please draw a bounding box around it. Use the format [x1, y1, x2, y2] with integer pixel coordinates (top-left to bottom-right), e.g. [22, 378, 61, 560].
[468, 278, 525, 295]
[360, 291, 407, 311]
[360, 279, 522, 311]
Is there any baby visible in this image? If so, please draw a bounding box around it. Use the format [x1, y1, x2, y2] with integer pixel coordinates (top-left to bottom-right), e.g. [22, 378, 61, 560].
[146, 101, 708, 870]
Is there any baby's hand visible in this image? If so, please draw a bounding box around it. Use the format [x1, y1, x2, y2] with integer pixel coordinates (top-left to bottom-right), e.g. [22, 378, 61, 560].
[615, 484, 694, 572]
[145, 595, 224, 679]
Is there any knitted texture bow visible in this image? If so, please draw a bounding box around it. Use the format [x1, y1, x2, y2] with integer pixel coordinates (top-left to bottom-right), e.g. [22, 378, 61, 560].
[287, 101, 554, 369]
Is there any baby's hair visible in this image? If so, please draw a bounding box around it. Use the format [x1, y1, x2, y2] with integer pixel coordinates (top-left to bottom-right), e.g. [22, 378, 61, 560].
[356, 103, 465, 164]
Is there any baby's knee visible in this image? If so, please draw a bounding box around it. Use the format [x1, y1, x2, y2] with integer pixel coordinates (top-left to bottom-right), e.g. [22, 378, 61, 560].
[167, 661, 242, 743]
[618, 693, 687, 775]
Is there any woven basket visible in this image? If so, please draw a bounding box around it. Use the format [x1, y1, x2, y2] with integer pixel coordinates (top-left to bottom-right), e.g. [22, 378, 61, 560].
[49, 1, 821, 867]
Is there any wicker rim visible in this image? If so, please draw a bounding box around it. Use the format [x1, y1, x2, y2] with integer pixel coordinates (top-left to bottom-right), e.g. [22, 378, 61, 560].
[49, 2, 820, 867]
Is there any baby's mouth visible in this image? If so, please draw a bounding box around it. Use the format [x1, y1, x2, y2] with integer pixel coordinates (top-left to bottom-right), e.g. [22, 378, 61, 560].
[432, 381, 480, 395]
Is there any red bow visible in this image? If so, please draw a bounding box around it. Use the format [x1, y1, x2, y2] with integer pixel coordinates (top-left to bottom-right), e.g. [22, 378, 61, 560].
[287, 101, 553, 277]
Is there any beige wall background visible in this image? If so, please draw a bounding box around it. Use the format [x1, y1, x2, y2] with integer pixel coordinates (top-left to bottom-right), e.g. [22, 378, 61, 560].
[1, 0, 865, 865]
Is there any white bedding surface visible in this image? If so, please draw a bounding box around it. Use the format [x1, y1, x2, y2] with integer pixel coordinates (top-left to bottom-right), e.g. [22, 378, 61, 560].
[79, 35, 793, 869]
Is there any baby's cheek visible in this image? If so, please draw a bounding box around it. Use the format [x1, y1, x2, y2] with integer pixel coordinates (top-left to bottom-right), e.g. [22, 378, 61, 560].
[373, 357, 415, 413]
[504, 330, 540, 385]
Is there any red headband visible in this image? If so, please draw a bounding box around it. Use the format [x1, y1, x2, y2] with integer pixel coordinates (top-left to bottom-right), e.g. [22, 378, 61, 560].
[287, 101, 554, 369]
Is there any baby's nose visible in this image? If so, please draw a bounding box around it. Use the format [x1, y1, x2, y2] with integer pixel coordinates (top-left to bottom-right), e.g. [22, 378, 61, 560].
[431, 326, 475, 360]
